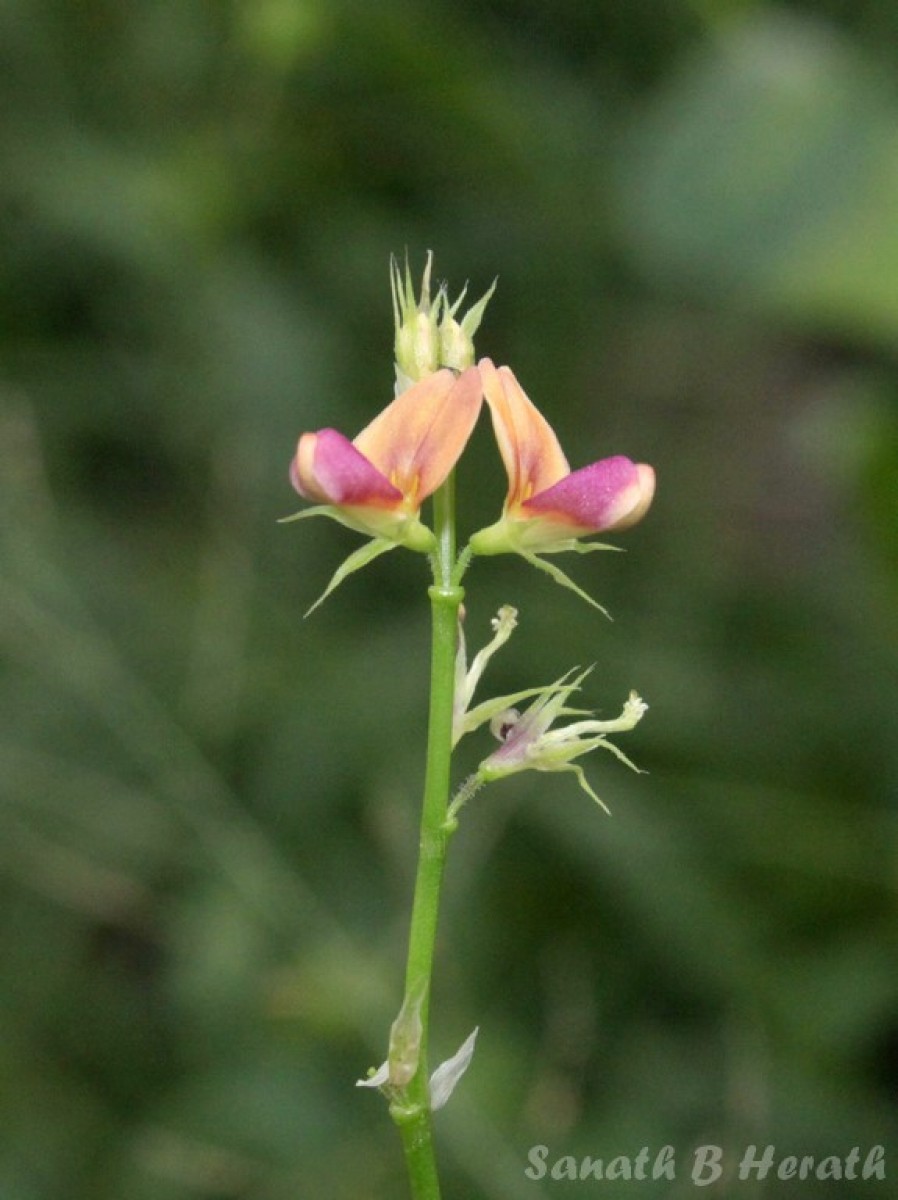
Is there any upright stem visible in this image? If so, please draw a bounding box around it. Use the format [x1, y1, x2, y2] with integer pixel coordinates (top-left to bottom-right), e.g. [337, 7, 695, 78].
[393, 476, 462, 1199]
[433, 471, 456, 584]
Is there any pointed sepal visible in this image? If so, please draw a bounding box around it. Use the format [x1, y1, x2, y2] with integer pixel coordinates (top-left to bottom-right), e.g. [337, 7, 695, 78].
[304, 538, 399, 617]
[517, 548, 612, 618]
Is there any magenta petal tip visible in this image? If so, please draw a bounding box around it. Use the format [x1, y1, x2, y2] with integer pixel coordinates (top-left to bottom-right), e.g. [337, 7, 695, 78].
[522, 455, 654, 535]
[292, 429, 403, 507]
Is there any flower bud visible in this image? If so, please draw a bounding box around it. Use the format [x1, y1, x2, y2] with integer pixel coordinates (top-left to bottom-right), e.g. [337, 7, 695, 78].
[391, 253, 441, 389]
[391, 253, 496, 389]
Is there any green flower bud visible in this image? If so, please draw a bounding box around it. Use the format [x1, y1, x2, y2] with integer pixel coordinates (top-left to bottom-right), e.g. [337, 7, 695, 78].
[438, 276, 497, 372]
[391, 252, 496, 389]
[391, 252, 441, 389]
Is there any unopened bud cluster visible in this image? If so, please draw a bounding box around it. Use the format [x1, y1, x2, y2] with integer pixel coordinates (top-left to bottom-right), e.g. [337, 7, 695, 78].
[391, 251, 496, 391]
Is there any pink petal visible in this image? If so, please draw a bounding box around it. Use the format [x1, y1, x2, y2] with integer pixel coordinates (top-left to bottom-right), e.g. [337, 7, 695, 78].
[292, 429, 403, 507]
[522, 456, 654, 534]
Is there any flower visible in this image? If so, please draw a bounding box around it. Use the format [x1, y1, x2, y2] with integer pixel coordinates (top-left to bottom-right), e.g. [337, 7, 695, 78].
[468, 359, 655, 604]
[476, 668, 648, 812]
[284, 365, 482, 613]
[288, 365, 483, 549]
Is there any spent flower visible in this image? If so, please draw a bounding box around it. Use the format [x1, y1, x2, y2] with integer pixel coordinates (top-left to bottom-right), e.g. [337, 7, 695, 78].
[358, 1024, 479, 1114]
[452, 605, 575, 747]
[476, 668, 648, 813]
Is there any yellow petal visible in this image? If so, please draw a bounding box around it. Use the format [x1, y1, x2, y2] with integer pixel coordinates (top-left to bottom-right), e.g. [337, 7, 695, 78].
[479, 359, 569, 510]
[353, 366, 482, 505]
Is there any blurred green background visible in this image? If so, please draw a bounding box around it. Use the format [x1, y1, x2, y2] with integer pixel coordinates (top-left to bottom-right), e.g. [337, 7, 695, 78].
[2, 1, 897, 1196]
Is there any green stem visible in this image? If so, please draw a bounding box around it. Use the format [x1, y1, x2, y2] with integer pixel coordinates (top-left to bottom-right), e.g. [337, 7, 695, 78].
[433, 470, 456, 584]
[393, 477, 462, 1199]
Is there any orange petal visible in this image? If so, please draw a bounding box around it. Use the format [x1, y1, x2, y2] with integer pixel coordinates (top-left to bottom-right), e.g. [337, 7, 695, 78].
[479, 359, 569, 510]
[353, 366, 482, 505]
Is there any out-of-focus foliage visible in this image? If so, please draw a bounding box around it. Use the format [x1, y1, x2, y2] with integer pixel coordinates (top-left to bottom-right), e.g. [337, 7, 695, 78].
[2, 1, 897, 1197]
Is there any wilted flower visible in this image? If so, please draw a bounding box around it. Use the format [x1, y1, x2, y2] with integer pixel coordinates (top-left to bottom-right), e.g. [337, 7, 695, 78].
[453, 605, 518, 745]
[357, 1026, 479, 1113]
[477, 668, 648, 812]
[452, 605, 572, 748]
